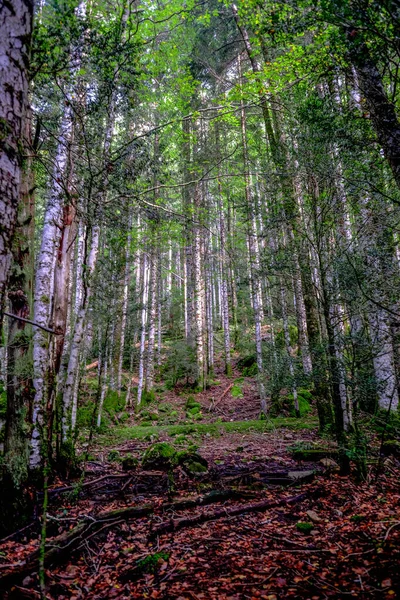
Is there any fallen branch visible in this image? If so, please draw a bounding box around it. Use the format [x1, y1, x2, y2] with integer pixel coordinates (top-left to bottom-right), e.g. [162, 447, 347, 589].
[209, 383, 234, 411]
[47, 473, 131, 497]
[0, 490, 254, 589]
[149, 491, 309, 539]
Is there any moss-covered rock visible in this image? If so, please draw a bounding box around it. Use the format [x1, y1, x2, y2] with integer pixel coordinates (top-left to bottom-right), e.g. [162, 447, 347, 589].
[176, 450, 208, 475]
[382, 439, 400, 457]
[142, 442, 177, 470]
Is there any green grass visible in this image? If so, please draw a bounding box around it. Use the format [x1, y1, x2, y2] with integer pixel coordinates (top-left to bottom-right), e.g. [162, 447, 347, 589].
[97, 417, 318, 445]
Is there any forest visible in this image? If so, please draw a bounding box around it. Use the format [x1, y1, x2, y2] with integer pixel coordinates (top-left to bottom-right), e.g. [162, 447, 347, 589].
[1, 0, 400, 597]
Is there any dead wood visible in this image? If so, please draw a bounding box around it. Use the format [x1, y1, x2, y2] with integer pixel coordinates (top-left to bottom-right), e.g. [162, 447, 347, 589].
[47, 473, 131, 497]
[149, 491, 309, 539]
[85, 360, 98, 370]
[0, 490, 254, 590]
[209, 383, 234, 411]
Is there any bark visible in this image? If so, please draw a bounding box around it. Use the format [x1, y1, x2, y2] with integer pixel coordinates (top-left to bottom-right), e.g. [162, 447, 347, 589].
[117, 214, 132, 395]
[280, 279, 299, 418]
[150, 491, 308, 539]
[1, 108, 35, 527]
[0, 0, 34, 336]
[61, 224, 100, 442]
[137, 252, 149, 405]
[96, 347, 109, 428]
[145, 243, 158, 393]
[193, 185, 206, 389]
[347, 36, 400, 192]
[238, 55, 267, 412]
[215, 123, 232, 375]
[30, 106, 73, 470]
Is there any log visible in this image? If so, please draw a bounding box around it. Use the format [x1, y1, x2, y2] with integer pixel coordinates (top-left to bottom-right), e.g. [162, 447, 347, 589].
[149, 491, 309, 539]
[47, 474, 131, 497]
[292, 449, 338, 461]
[0, 490, 255, 590]
[85, 360, 98, 371]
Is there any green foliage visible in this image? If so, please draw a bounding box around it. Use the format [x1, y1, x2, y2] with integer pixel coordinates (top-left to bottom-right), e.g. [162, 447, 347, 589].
[296, 522, 314, 534]
[237, 354, 256, 373]
[107, 450, 121, 463]
[0, 385, 6, 418]
[231, 379, 244, 398]
[350, 514, 365, 523]
[136, 552, 170, 574]
[99, 417, 318, 444]
[141, 390, 156, 405]
[162, 341, 197, 388]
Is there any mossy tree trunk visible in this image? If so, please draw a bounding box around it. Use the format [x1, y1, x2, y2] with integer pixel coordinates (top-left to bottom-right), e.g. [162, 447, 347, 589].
[2, 108, 35, 532]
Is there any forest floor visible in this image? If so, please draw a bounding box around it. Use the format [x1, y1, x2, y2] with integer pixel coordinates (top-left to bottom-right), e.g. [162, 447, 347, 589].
[1, 365, 400, 599]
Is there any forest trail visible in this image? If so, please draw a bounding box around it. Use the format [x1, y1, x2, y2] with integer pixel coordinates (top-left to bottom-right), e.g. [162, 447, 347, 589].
[1, 369, 399, 599]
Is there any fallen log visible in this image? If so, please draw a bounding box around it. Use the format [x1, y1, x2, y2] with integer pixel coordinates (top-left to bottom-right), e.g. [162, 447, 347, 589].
[47, 473, 131, 497]
[149, 491, 309, 539]
[85, 360, 98, 371]
[0, 490, 254, 590]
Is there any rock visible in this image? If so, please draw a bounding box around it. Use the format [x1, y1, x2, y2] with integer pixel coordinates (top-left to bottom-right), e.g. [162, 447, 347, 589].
[142, 442, 177, 471]
[287, 470, 315, 484]
[306, 509, 322, 523]
[382, 440, 400, 458]
[320, 457, 339, 469]
[176, 450, 208, 475]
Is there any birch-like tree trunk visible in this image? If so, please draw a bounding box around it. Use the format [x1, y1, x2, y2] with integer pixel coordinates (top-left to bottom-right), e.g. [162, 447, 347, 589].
[193, 185, 206, 389]
[137, 252, 149, 405]
[117, 214, 132, 395]
[61, 224, 100, 443]
[30, 105, 74, 469]
[145, 244, 158, 394]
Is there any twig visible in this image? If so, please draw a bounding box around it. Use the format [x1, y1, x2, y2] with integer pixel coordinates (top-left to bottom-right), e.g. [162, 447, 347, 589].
[4, 311, 60, 335]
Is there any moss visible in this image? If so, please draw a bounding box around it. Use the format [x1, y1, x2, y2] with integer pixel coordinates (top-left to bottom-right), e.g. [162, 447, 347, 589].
[185, 396, 199, 409]
[107, 450, 121, 463]
[176, 450, 208, 475]
[187, 404, 201, 416]
[142, 442, 177, 470]
[174, 434, 188, 445]
[382, 440, 400, 457]
[231, 383, 243, 398]
[99, 417, 318, 445]
[0, 387, 6, 418]
[296, 522, 314, 534]
[136, 552, 169, 574]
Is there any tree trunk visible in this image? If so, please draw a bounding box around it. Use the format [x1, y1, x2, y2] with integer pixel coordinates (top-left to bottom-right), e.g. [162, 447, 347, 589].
[1, 107, 35, 529]
[347, 36, 400, 191]
[0, 0, 33, 337]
